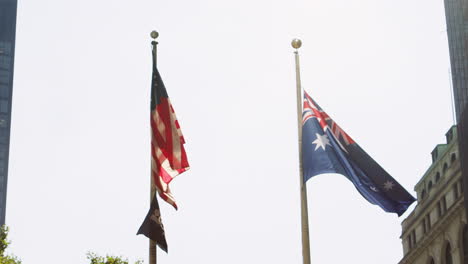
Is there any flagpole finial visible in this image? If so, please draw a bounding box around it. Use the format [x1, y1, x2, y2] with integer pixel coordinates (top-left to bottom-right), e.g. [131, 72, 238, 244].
[151, 31, 159, 39]
[151, 31, 159, 46]
[291, 38, 302, 50]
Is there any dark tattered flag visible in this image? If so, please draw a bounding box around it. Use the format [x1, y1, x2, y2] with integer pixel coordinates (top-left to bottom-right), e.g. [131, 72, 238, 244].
[137, 195, 168, 252]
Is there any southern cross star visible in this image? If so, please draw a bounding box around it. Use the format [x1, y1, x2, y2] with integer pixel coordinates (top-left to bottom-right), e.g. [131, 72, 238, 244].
[312, 133, 331, 151]
[383, 180, 395, 191]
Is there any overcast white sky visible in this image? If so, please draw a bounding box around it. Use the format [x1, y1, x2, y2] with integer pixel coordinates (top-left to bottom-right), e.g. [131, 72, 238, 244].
[6, 0, 453, 263]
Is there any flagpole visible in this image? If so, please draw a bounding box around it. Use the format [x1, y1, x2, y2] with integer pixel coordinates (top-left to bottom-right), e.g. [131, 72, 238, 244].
[292, 38, 311, 264]
[149, 30, 159, 264]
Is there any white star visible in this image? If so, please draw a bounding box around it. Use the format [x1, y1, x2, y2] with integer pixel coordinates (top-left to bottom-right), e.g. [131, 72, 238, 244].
[312, 133, 331, 151]
[383, 181, 395, 191]
[370, 186, 379, 192]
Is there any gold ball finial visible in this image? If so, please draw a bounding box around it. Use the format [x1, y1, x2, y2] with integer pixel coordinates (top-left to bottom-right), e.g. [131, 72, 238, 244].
[291, 38, 302, 49]
[150, 31, 159, 39]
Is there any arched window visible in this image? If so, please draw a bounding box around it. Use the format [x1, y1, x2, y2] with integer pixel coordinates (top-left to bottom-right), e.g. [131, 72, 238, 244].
[451, 153, 457, 163]
[443, 163, 448, 173]
[445, 242, 453, 264]
[428, 181, 433, 191]
[436, 172, 441, 182]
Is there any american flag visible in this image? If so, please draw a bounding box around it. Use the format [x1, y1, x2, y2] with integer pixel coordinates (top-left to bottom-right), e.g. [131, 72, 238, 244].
[150, 53, 189, 210]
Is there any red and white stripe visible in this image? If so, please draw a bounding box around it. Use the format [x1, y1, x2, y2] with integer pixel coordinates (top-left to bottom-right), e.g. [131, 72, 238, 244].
[151, 97, 189, 209]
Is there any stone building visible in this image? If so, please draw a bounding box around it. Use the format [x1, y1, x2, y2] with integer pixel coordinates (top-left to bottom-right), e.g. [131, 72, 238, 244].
[399, 126, 467, 264]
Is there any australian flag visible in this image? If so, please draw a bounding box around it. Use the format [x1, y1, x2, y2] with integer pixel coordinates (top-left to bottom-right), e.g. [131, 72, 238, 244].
[302, 91, 415, 216]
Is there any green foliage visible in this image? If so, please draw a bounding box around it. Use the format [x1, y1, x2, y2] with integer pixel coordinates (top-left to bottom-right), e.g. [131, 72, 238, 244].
[86, 252, 142, 264]
[0, 225, 8, 256]
[0, 255, 22, 264]
[0, 225, 21, 264]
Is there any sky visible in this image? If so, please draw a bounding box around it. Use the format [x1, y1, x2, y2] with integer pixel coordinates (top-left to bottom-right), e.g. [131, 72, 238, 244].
[5, 0, 454, 263]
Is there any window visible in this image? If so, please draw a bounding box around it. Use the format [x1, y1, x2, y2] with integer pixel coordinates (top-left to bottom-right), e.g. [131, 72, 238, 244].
[0, 84, 9, 98]
[438, 202, 442, 217]
[407, 230, 417, 249]
[428, 181, 433, 191]
[0, 100, 8, 113]
[0, 162, 6, 175]
[422, 215, 431, 234]
[0, 56, 9, 69]
[446, 129, 453, 143]
[443, 163, 448, 173]
[432, 149, 439, 162]
[464, 0, 468, 21]
[0, 42, 11, 55]
[0, 71, 8, 85]
[436, 172, 441, 182]
[454, 183, 460, 199]
[446, 243, 453, 264]
[438, 197, 447, 217]
[0, 150, 7, 160]
[451, 153, 457, 163]
[0, 118, 7, 128]
[442, 196, 447, 212]
[428, 257, 435, 264]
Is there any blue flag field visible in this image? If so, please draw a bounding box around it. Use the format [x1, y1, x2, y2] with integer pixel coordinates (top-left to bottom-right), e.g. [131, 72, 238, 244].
[302, 91, 415, 216]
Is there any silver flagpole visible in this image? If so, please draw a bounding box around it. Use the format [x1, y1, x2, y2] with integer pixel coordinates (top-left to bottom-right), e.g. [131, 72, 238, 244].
[292, 38, 311, 264]
[149, 30, 159, 264]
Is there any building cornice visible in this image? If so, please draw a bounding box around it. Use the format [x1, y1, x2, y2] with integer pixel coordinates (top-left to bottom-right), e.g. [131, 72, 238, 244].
[401, 165, 461, 234]
[398, 198, 464, 264]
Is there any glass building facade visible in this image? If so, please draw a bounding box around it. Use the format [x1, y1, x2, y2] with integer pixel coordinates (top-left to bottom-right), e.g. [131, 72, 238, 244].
[445, 0, 468, 117]
[0, 0, 17, 225]
[444, 0, 468, 220]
